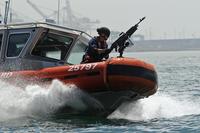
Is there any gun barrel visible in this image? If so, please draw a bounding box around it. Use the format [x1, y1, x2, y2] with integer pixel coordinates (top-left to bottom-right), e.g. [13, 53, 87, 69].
[138, 17, 146, 24]
[126, 17, 146, 36]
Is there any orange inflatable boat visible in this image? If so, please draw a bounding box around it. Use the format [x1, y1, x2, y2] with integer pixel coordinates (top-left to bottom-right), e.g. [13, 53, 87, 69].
[0, 22, 157, 115]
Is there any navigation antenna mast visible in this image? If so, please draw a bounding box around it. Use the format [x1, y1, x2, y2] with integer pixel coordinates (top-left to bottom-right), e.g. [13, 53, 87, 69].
[4, 0, 10, 24]
[0, 8, 2, 23]
[57, 0, 60, 24]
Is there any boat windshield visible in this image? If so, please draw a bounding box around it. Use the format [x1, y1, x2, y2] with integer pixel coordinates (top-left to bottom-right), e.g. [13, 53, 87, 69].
[32, 32, 73, 60]
[67, 33, 91, 64]
[7, 33, 30, 57]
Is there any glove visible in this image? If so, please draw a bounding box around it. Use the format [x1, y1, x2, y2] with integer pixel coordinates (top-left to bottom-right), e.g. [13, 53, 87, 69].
[104, 48, 111, 55]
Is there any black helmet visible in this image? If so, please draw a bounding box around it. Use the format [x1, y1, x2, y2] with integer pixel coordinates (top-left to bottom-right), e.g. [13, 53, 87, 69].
[97, 27, 110, 37]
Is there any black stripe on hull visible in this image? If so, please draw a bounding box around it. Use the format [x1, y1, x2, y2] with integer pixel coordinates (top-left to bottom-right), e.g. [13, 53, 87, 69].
[40, 71, 100, 81]
[64, 71, 100, 79]
[107, 64, 157, 82]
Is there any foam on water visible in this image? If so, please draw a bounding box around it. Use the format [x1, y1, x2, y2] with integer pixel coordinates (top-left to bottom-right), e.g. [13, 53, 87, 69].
[0, 79, 88, 121]
[1, 78, 200, 122]
[108, 91, 200, 121]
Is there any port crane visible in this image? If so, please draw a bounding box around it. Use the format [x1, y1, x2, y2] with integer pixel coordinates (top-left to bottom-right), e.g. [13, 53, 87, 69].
[26, 0, 56, 23]
[26, 0, 100, 31]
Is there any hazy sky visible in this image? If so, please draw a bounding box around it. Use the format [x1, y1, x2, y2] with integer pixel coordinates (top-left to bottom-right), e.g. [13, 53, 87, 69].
[0, 0, 200, 39]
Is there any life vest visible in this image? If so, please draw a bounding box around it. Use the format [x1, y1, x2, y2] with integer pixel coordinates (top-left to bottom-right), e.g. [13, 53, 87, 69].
[82, 37, 108, 63]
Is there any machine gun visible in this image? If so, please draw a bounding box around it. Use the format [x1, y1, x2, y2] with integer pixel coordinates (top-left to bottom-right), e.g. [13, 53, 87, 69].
[103, 17, 146, 57]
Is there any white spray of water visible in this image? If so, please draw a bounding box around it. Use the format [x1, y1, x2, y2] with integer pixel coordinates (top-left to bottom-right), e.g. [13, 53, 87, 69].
[0, 79, 88, 121]
[108, 92, 200, 121]
[1, 80, 199, 122]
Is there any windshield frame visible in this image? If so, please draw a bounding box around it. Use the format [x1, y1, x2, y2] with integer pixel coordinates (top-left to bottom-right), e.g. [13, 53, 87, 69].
[66, 32, 92, 64]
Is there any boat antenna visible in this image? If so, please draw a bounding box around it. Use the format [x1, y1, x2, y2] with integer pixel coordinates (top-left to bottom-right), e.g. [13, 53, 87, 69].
[57, 0, 60, 24]
[4, 0, 11, 25]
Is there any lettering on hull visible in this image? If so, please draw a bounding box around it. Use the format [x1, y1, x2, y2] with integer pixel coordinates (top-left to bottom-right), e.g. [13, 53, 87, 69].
[68, 63, 98, 72]
[0, 72, 13, 78]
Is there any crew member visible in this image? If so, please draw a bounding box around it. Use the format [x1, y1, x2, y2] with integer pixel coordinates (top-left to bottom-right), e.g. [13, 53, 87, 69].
[82, 27, 110, 63]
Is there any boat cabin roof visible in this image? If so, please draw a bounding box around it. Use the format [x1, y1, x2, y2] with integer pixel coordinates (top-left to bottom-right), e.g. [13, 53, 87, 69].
[0, 22, 87, 36]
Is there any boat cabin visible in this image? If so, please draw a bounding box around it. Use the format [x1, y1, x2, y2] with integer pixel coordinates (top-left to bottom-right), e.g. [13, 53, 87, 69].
[0, 22, 91, 71]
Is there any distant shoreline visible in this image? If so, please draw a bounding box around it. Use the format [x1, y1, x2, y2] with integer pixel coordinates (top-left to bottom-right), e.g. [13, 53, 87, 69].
[126, 38, 200, 52]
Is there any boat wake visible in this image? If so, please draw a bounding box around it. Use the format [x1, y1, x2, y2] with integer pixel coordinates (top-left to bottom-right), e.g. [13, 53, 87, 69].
[1, 79, 199, 122]
[0, 79, 96, 121]
[108, 91, 200, 121]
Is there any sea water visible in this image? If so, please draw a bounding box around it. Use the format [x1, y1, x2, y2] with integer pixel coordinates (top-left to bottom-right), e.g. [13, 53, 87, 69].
[0, 51, 200, 132]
